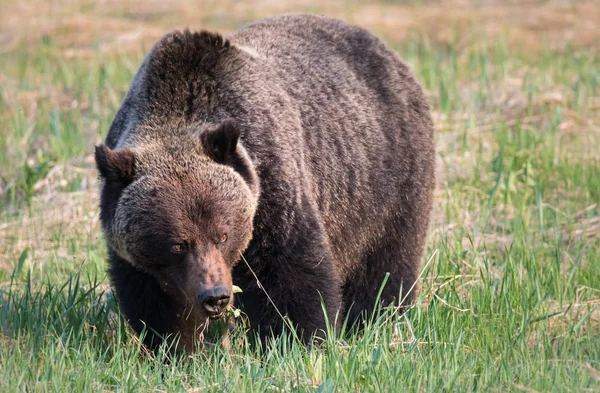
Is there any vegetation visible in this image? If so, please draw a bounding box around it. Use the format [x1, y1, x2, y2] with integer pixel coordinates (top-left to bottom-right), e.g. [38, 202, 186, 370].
[1, 0, 599, 391]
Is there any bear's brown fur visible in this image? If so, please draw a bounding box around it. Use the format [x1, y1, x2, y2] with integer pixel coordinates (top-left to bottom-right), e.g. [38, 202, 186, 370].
[96, 14, 435, 351]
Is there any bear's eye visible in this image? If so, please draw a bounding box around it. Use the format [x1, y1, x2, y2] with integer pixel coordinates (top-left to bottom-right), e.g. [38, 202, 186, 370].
[219, 234, 228, 243]
[170, 243, 187, 254]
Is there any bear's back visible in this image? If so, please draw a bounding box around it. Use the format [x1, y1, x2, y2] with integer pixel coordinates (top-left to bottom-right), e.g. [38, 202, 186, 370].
[230, 14, 435, 277]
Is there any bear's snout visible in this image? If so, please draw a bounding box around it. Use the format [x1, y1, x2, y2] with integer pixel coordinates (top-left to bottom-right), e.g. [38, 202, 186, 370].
[198, 286, 231, 319]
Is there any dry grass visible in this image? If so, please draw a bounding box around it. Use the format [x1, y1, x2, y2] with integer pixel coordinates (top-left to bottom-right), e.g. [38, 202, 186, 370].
[2, 0, 600, 56]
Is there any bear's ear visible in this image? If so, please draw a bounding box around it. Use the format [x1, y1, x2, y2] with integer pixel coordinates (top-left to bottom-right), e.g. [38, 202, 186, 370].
[201, 118, 240, 164]
[95, 145, 136, 184]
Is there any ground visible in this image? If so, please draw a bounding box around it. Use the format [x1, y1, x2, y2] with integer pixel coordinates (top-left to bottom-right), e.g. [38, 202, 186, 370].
[0, 0, 599, 391]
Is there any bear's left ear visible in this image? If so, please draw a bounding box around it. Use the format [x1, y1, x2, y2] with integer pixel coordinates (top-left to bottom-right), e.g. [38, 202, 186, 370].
[201, 118, 240, 164]
[94, 144, 136, 184]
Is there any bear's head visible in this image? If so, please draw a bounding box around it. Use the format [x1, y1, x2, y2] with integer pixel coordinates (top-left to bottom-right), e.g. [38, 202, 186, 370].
[95, 118, 259, 323]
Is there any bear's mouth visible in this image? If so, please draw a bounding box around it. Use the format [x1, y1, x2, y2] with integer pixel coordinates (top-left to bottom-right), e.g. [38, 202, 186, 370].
[208, 311, 225, 320]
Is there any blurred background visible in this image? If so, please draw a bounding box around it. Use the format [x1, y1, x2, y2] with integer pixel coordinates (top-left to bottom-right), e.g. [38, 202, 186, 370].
[2, 0, 599, 54]
[0, 0, 598, 278]
[0, 0, 598, 279]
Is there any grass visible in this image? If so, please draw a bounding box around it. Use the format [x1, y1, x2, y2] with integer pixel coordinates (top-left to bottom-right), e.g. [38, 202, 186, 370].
[1, 0, 599, 391]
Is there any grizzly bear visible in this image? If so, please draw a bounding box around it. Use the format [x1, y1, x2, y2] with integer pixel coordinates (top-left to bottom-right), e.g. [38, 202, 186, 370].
[95, 13, 435, 351]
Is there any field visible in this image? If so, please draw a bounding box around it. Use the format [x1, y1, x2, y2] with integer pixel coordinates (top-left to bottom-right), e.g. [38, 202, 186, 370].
[1, 0, 599, 391]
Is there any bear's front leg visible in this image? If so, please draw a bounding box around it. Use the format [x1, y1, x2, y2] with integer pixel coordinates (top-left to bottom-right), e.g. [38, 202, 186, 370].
[234, 214, 343, 344]
[107, 249, 179, 352]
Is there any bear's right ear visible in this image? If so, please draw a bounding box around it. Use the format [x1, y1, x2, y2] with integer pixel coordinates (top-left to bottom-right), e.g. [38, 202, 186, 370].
[94, 145, 136, 184]
[200, 118, 240, 164]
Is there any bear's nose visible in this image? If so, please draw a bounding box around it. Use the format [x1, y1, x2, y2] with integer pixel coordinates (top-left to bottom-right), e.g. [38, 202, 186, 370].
[198, 286, 231, 318]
